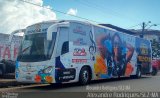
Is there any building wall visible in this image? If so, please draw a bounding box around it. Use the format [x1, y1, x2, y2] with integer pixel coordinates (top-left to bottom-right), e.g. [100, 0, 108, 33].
[143, 34, 159, 41]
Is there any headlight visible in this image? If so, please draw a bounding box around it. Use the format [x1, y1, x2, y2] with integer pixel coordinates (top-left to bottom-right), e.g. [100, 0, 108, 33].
[43, 66, 53, 74]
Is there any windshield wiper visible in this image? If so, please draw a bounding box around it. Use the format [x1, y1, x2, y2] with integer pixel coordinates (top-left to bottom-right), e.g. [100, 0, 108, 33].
[17, 45, 32, 61]
[22, 45, 32, 53]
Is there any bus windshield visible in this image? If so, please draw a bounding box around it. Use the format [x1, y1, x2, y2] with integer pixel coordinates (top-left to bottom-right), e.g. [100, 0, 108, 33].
[17, 33, 56, 62]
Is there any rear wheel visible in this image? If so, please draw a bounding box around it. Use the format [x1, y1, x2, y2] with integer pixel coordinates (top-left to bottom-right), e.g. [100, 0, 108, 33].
[152, 67, 158, 76]
[79, 67, 91, 85]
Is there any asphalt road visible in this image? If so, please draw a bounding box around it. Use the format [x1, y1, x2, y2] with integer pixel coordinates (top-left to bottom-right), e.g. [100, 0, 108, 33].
[1, 73, 160, 98]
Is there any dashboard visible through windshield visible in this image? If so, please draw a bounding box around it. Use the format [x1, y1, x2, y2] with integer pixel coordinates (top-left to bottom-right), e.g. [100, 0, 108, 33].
[17, 33, 56, 62]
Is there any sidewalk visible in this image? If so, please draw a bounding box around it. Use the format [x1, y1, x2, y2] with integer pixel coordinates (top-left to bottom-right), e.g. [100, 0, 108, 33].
[0, 74, 30, 88]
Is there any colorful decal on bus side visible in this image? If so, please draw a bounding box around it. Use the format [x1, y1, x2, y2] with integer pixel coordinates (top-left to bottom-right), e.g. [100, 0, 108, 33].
[35, 66, 53, 83]
[89, 30, 96, 61]
[15, 61, 19, 78]
[94, 33, 134, 79]
[73, 48, 87, 56]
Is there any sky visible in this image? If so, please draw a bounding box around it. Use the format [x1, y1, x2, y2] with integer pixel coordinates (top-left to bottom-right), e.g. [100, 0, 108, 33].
[0, 0, 160, 34]
[44, 0, 160, 29]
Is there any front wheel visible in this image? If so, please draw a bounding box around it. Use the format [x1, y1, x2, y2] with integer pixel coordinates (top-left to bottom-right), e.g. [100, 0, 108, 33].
[79, 67, 91, 85]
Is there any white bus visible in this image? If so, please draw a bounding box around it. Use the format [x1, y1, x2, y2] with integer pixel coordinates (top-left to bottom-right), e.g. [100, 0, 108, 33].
[16, 20, 152, 85]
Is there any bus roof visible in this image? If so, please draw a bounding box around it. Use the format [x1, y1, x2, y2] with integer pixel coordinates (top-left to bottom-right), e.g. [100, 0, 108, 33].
[26, 20, 150, 42]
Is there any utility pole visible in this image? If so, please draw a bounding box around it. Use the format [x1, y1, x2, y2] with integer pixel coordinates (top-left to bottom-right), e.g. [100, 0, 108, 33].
[140, 21, 157, 38]
[140, 22, 145, 38]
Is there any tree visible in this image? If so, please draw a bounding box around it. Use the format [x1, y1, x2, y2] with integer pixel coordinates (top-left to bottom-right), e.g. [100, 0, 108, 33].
[151, 39, 160, 58]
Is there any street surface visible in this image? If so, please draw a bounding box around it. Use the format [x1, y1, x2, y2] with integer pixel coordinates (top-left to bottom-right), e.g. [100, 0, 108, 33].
[0, 72, 160, 98]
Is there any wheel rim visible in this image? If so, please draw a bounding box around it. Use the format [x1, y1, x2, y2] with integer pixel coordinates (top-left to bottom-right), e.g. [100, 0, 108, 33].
[83, 70, 89, 83]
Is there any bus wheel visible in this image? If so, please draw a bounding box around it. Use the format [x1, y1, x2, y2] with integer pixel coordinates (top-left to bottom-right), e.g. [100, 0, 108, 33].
[152, 67, 158, 76]
[135, 66, 141, 79]
[79, 67, 91, 85]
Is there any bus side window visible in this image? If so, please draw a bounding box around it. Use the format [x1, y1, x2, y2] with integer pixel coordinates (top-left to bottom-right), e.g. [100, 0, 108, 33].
[61, 41, 69, 55]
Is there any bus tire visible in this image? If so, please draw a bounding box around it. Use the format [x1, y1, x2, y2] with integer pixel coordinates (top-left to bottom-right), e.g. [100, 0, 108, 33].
[135, 66, 141, 79]
[151, 67, 158, 76]
[79, 67, 91, 85]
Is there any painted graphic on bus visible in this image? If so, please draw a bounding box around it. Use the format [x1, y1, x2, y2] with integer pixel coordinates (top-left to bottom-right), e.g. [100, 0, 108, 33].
[135, 38, 152, 73]
[94, 32, 135, 79]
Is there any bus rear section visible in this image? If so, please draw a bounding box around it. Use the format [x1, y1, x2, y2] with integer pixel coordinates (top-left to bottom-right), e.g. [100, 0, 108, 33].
[91, 26, 152, 79]
[135, 38, 152, 75]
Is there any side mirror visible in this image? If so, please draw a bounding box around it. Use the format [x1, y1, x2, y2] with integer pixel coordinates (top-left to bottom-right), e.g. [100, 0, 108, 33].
[47, 24, 58, 41]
